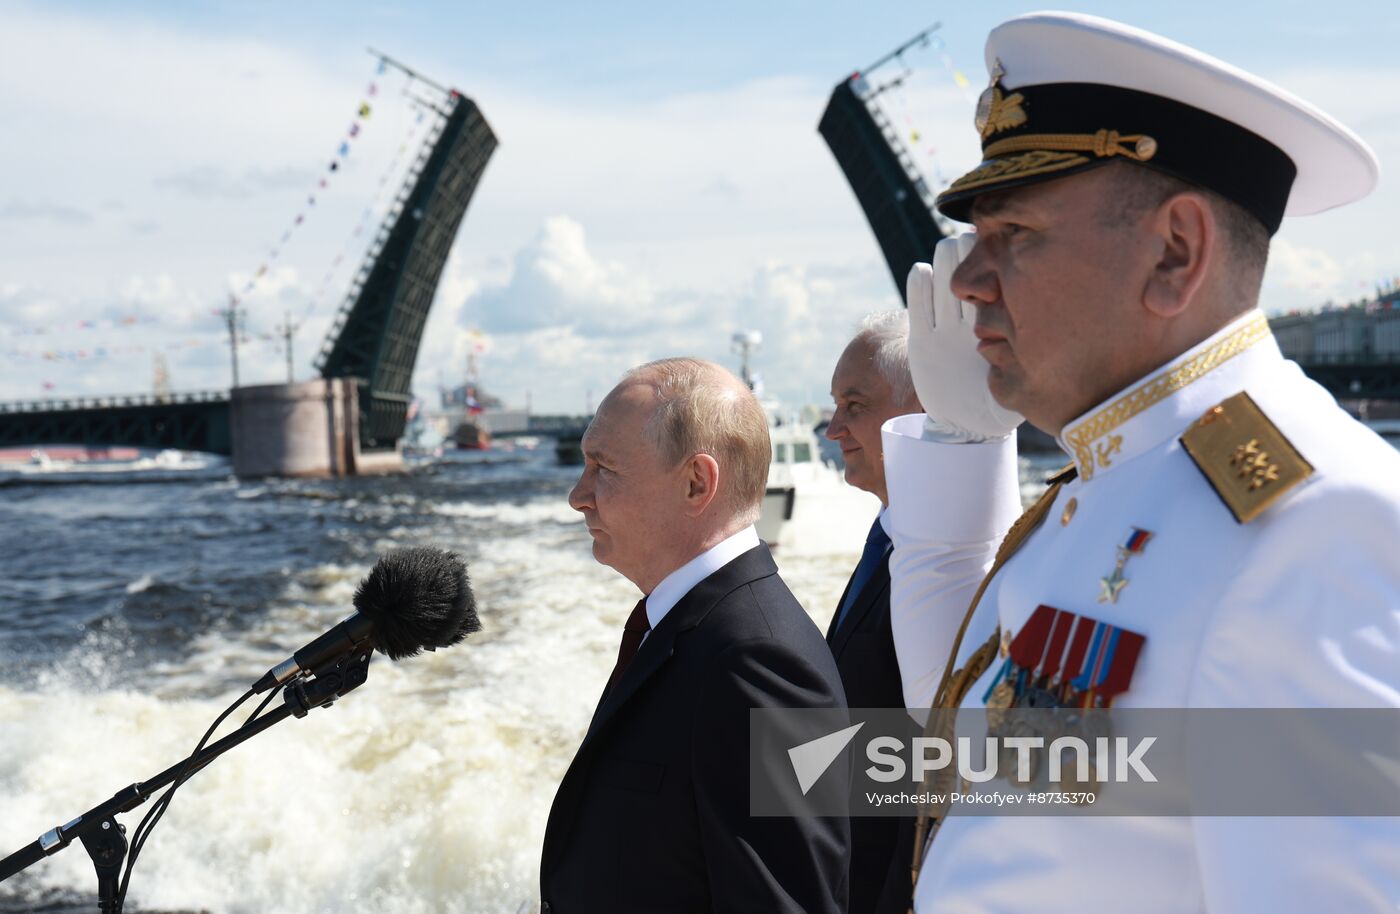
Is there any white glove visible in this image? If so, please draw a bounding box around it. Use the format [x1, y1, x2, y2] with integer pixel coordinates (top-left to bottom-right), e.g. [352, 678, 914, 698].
[906, 232, 1024, 442]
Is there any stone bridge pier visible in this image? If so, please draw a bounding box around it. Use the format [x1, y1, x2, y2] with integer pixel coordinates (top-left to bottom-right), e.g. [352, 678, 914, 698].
[230, 379, 401, 478]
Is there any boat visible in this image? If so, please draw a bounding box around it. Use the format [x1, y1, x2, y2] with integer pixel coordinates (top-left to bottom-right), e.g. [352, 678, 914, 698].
[0, 447, 222, 482]
[731, 332, 880, 555]
[758, 407, 880, 555]
[554, 427, 586, 466]
[452, 418, 492, 450]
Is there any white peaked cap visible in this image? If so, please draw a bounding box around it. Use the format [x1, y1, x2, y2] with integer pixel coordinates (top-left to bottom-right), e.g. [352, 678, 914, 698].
[936, 11, 1379, 229]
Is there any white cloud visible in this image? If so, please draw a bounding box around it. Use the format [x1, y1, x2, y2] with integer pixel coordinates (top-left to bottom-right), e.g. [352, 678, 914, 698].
[0, 4, 422, 305]
[0, 258, 355, 401]
[434, 216, 897, 412]
[1258, 63, 1400, 313]
[468, 217, 660, 336]
[0, 199, 93, 226]
[1264, 236, 1399, 315]
[1265, 238, 1343, 298]
[0, 6, 923, 410]
[153, 165, 316, 199]
[2, 5, 1396, 416]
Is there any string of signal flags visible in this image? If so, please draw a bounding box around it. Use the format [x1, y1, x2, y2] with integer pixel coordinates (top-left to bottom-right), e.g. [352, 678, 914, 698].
[4, 52, 446, 374]
[7, 333, 277, 365]
[850, 21, 977, 195]
[224, 48, 447, 355]
[226, 57, 385, 320]
[12, 328, 495, 385]
[304, 98, 430, 327]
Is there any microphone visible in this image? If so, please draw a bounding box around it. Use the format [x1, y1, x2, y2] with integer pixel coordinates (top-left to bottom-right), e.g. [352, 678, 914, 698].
[253, 546, 480, 693]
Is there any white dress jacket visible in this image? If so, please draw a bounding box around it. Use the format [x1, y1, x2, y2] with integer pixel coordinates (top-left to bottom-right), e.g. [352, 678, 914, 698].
[883, 310, 1400, 913]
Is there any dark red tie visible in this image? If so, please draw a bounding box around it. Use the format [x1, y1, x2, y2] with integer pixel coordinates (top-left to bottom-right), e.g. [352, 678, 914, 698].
[606, 598, 651, 692]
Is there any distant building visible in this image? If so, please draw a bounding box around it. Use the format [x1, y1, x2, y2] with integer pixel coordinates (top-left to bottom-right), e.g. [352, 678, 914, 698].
[1271, 290, 1400, 363]
[1270, 287, 1400, 400]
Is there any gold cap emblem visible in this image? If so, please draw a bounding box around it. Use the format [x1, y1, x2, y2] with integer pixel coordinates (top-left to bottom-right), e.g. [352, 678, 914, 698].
[975, 84, 1028, 140]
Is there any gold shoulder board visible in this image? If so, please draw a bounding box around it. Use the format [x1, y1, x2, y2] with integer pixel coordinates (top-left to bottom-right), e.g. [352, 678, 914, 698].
[1180, 391, 1314, 524]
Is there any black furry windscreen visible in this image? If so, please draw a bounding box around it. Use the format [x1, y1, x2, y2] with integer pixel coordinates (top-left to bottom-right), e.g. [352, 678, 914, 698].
[353, 546, 480, 660]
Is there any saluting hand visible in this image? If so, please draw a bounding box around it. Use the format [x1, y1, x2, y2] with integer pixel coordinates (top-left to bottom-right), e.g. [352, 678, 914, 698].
[906, 232, 1024, 442]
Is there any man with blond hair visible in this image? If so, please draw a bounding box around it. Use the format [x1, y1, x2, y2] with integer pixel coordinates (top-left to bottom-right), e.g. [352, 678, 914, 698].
[540, 357, 849, 914]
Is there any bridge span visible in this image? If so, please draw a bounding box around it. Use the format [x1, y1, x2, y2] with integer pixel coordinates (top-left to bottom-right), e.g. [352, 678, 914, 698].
[0, 391, 231, 455]
[1, 73, 497, 478]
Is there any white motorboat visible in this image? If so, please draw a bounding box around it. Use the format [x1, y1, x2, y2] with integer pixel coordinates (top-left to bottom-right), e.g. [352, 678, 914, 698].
[759, 410, 880, 555]
[0, 447, 220, 480]
[732, 331, 880, 556]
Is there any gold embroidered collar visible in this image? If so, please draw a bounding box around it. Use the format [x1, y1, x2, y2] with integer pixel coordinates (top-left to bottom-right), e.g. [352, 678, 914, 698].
[1058, 312, 1275, 480]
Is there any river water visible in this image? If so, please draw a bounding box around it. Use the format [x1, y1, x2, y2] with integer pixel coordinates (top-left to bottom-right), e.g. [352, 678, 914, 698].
[0, 446, 1065, 914]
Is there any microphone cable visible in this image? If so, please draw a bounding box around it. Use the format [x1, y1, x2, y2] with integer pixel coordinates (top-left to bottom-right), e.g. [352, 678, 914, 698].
[114, 683, 281, 910]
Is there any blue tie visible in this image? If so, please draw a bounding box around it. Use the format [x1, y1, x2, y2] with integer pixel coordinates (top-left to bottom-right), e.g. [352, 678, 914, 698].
[835, 518, 892, 631]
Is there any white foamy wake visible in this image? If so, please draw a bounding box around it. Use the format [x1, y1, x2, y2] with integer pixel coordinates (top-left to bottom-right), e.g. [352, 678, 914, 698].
[0, 495, 857, 914]
[431, 501, 580, 527]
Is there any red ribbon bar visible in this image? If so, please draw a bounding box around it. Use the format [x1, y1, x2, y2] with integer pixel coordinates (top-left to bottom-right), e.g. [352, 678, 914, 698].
[1008, 604, 1057, 669]
[1038, 608, 1074, 680]
[1094, 627, 1146, 699]
[1060, 614, 1096, 687]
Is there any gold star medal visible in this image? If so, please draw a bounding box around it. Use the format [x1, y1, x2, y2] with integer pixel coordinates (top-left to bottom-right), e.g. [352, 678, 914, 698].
[1098, 528, 1152, 604]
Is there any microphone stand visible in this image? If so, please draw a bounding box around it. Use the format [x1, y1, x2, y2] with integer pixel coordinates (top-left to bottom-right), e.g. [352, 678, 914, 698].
[0, 647, 374, 912]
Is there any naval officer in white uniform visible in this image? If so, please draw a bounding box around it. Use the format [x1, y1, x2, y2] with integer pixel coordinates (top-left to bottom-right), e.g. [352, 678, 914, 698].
[880, 12, 1400, 913]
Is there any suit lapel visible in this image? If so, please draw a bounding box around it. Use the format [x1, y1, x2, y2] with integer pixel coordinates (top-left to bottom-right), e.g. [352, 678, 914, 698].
[583, 621, 677, 740]
[582, 543, 779, 744]
[826, 574, 855, 642]
[827, 552, 891, 661]
[543, 544, 780, 875]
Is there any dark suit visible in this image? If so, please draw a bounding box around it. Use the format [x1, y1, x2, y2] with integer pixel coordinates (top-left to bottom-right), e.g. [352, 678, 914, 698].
[541, 543, 850, 914]
[826, 542, 915, 914]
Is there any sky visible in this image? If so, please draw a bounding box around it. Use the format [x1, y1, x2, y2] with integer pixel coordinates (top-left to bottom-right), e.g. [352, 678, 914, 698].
[1, 1, 1397, 414]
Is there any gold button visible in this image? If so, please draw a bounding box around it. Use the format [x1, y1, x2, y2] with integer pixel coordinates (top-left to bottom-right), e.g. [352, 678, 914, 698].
[1061, 496, 1078, 526]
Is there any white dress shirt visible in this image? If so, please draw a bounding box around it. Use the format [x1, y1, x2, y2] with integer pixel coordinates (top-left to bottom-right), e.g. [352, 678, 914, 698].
[644, 526, 761, 633]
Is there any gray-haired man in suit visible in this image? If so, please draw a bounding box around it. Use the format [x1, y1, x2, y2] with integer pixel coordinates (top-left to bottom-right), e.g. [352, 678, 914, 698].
[824, 312, 922, 914]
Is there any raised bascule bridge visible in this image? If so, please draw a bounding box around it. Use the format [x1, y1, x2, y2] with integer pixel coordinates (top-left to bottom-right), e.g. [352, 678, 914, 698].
[817, 23, 951, 303]
[0, 61, 497, 478]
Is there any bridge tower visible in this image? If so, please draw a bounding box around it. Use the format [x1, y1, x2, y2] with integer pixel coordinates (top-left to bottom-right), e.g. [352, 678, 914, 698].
[314, 87, 498, 454]
[818, 25, 949, 303]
